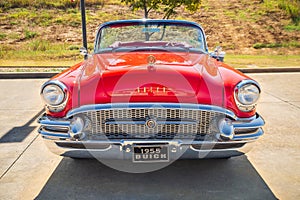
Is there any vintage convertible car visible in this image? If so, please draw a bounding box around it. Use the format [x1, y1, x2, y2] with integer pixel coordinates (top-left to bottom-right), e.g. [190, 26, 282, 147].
[38, 19, 264, 162]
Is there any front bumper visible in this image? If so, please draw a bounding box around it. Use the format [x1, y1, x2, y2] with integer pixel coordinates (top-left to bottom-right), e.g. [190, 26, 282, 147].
[38, 103, 265, 159]
[42, 137, 258, 159]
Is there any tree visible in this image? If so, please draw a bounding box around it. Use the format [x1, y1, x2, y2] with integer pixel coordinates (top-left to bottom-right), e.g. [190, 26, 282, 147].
[121, 0, 202, 19]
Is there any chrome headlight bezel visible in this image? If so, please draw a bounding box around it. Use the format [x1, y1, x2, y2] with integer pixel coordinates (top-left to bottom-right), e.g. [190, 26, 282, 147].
[234, 80, 261, 112]
[41, 80, 68, 112]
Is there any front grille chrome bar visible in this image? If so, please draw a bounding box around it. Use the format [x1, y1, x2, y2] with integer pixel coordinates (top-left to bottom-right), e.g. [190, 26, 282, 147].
[67, 103, 236, 119]
[105, 119, 198, 125]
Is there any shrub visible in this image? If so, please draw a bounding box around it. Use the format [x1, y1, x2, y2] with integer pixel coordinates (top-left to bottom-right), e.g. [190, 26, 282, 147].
[278, 0, 300, 25]
[28, 40, 51, 51]
[0, 33, 7, 40]
[68, 45, 80, 50]
[24, 30, 37, 39]
[253, 41, 300, 49]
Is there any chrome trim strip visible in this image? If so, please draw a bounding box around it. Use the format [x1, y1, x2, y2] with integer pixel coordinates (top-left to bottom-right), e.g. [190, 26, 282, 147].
[105, 120, 146, 125]
[234, 128, 259, 135]
[67, 103, 237, 119]
[189, 141, 253, 152]
[232, 114, 264, 140]
[42, 138, 258, 146]
[235, 79, 261, 90]
[234, 129, 259, 137]
[38, 115, 71, 127]
[157, 120, 198, 125]
[233, 128, 263, 140]
[42, 137, 256, 158]
[105, 119, 198, 125]
[233, 114, 265, 129]
[235, 115, 257, 122]
[38, 127, 70, 138]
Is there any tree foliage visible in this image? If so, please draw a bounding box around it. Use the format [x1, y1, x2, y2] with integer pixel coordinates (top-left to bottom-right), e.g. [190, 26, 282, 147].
[121, 0, 201, 19]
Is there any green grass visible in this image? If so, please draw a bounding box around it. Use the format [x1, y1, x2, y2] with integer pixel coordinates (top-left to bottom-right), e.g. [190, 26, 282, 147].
[7, 33, 20, 40]
[25, 30, 37, 39]
[0, 41, 94, 65]
[2, 6, 129, 27]
[263, 0, 300, 25]
[5, 8, 72, 26]
[226, 54, 300, 68]
[1, 0, 90, 9]
[0, 60, 80, 67]
[0, 33, 7, 40]
[0, 0, 111, 10]
[278, 0, 300, 25]
[223, 5, 265, 23]
[253, 41, 300, 49]
[0, 42, 76, 60]
[284, 24, 300, 31]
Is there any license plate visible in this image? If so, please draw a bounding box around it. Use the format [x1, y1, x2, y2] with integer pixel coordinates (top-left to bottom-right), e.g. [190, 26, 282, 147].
[133, 145, 169, 163]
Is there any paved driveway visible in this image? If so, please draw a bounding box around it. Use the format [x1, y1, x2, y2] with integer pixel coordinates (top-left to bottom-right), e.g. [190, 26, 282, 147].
[0, 73, 299, 200]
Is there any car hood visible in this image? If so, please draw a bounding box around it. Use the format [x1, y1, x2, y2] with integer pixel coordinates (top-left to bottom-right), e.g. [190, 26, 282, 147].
[78, 52, 224, 106]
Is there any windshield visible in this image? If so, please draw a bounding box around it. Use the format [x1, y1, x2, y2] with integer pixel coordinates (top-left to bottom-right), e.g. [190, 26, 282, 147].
[95, 21, 206, 53]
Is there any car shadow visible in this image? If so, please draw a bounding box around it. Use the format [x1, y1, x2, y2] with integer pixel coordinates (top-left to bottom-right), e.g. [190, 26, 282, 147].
[0, 109, 44, 143]
[36, 156, 277, 200]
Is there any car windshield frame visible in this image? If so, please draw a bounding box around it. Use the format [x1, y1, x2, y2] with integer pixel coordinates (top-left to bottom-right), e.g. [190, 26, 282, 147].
[94, 20, 208, 54]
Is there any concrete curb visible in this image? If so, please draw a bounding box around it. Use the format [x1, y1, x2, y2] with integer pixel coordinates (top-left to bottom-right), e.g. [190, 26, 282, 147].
[0, 66, 69, 68]
[238, 67, 300, 73]
[0, 68, 299, 79]
[0, 72, 57, 79]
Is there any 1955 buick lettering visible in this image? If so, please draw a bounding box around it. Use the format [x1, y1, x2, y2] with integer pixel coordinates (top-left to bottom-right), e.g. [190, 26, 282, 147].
[133, 146, 169, 162]
[38, 19, 264, 163]
[134, 154, 168, 161]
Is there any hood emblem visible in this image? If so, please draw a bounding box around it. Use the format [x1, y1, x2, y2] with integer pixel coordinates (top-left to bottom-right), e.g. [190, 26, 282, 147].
[147, 55, 156, 66]
[145, 118, 157, 129]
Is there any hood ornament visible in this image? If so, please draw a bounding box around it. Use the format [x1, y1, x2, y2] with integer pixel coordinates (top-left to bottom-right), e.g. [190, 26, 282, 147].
[147, 55, 156, 72]
[147, 55, 156, 66]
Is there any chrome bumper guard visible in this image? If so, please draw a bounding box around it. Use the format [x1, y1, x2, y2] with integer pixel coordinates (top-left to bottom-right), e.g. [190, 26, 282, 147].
[38, 103, 265, 159]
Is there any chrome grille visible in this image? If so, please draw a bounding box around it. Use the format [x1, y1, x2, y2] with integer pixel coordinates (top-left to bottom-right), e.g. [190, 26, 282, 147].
[83, 108, 224, 140]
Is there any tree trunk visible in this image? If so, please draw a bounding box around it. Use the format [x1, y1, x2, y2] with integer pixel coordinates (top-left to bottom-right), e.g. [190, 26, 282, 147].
[143, 0, 148, 18]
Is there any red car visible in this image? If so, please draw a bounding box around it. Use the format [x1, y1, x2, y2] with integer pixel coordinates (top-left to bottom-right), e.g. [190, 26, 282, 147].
[38, 19, 264, 162]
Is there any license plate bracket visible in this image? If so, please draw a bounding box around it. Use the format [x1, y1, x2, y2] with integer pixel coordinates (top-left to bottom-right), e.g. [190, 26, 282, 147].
[132, 145, 169, 163]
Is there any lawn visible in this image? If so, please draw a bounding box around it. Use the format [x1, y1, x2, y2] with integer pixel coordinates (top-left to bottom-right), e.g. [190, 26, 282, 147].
[225, 54, 300, 68]
[0, 54, 299, 72]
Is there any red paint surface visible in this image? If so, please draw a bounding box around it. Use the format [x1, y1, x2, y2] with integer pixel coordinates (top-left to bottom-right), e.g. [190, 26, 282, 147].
[47, 52, 256, 118]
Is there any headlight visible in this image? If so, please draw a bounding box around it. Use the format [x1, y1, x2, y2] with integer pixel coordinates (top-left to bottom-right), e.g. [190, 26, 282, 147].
[234, 80, 260, 112]
[42, 84, 65, 105]
[41, 80, 68, 112]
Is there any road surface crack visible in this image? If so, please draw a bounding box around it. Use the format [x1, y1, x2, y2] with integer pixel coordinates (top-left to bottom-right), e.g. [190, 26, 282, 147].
[0, 133, 39, 180]
[265, 91, 300, 109]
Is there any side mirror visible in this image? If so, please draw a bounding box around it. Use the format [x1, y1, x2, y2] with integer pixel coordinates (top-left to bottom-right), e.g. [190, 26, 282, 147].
[80, 47, 90, 60]
[210, 46, 226, 62]
[79, 47, 88, 56]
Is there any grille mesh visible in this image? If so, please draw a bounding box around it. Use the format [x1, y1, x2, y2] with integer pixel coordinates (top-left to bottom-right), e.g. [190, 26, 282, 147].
[83, 108, 224, 140]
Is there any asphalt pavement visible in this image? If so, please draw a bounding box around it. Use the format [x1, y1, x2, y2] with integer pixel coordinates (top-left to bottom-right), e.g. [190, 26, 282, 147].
[0, 73, 299, 200]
